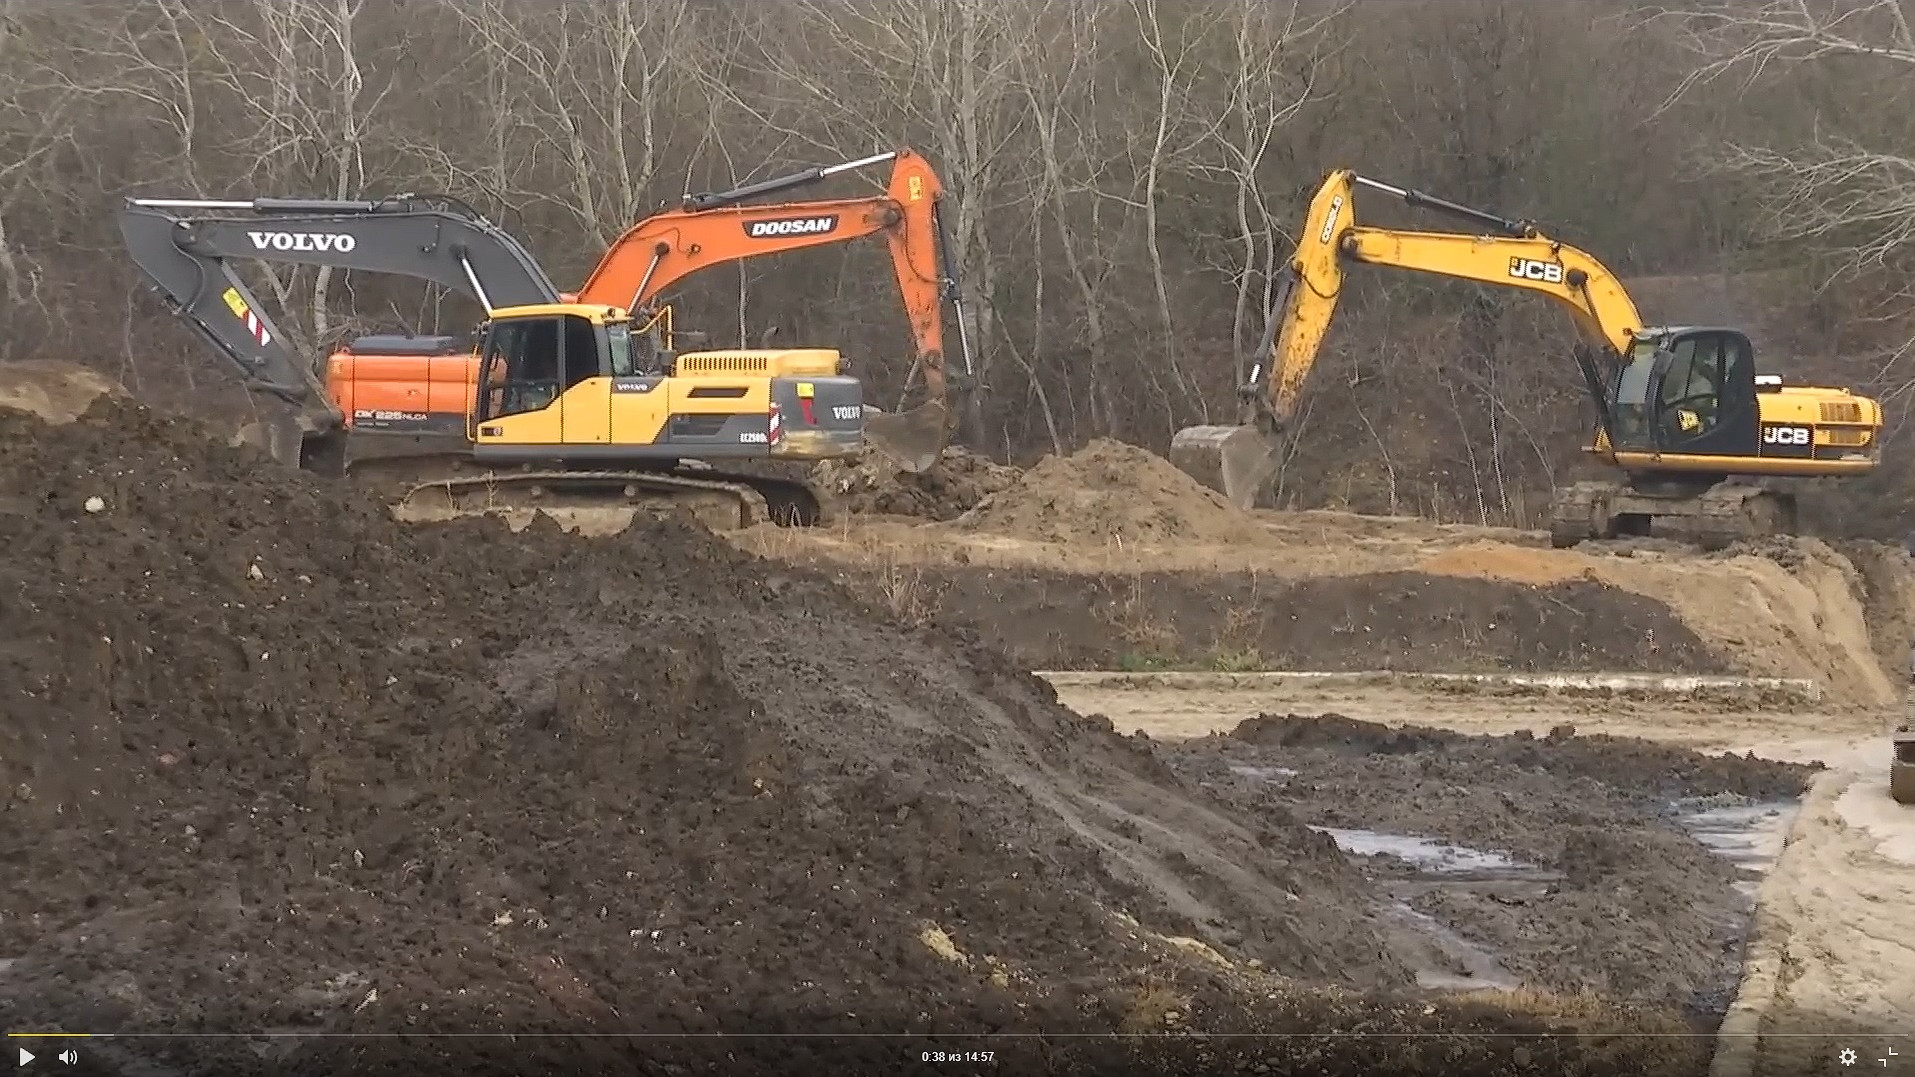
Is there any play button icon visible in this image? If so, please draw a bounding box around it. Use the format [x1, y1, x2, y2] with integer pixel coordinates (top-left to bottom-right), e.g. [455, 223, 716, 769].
[17, 1048, 33, 1066]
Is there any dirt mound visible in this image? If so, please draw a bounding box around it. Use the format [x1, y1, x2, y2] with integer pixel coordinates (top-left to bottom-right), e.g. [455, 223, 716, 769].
[1406, 534, 1910, 705]
[1418, 541, 1601, 587]
[956, 438, 1268, 546]
[812, 446, 1020, 521]
[0, 359, 127, 424]
[1219, 714, 1817, 803]
[0, 398, 1713, 1075]
[1622, 538, 1898, 705]
[906, 567, 1728, 674]
[1834, 540, 1915, 686]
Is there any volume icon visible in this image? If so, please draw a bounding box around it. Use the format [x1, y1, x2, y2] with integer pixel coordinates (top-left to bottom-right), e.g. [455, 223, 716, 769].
[54, 1051, 75, 1066]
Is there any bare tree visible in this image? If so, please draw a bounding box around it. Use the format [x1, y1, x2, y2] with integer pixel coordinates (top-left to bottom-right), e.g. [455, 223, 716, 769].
[1125, 0, 1227, 427]
[1186, 0, 1343, 383]
[739, 0, 1041, 443]
[1654, 0, 1915, 277]
[452, 0, 705, 257]
[1013, 0, 1130, 442]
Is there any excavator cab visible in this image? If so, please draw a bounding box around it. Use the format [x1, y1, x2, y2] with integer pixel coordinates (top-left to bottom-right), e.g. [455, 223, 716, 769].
[1603, 328, 1760, 458]
[467, 302, 865, 468]
[469, 305, 656, 441]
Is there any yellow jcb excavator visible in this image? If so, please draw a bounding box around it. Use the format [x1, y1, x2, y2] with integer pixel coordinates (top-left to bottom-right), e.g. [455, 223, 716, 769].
[1170, 169, 1884, 550]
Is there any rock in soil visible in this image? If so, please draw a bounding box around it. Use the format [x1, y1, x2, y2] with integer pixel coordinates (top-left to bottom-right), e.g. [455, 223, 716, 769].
[0, 396, 1713, 1075]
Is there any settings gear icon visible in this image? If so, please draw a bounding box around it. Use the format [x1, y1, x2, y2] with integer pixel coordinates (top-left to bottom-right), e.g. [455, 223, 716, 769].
[1839, 1048, 1859, 1066]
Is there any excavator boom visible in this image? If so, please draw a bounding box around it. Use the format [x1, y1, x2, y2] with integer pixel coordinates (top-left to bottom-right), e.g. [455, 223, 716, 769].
[577, 149, 976, 471]
[120, 195, 562, 470]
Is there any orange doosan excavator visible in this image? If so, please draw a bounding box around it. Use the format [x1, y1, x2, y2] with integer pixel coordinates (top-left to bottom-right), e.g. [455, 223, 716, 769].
[119, 149, 975, 527]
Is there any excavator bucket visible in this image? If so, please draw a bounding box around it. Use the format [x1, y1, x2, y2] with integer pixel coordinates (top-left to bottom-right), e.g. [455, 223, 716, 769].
[864, 400, 950, 474]
[1169, 423, 1283, 511]
[231, 416, 349, 477]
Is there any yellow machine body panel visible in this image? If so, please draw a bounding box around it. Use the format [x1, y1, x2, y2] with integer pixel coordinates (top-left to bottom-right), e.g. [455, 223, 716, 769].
[468, 306, 863, 465]
[1588, 379, 1882, 477]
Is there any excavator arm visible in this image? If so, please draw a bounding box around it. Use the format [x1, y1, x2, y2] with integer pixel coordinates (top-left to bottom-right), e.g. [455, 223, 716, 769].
[574, 149, 976, 472]
[119, 195, 562, 471]
[1171, 169, 1650, 507]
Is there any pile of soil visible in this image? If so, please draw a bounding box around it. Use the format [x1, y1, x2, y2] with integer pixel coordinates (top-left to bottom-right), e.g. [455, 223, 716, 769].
[956, 438, 1269, 546]
[811, 446, 1020, 521]
[906, 568, 1729, 673]
[1418, 542, 1601, 588]
[1163, 714, 1819, 1015]
[1409, 533, 1908, 705]
[1669, 538, 1896, 705]
[0, 393, 1710, 1075]
[1834, 540, 1915, 687]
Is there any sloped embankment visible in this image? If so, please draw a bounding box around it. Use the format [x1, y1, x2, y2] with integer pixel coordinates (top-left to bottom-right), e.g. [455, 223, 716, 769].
[0, 382, 1707, 1076]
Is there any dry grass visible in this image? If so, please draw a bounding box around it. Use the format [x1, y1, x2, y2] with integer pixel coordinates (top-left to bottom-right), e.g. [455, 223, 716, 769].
[1110, 576, 1178, 656]
[1119, 979, 1192, 1034]
[874, 557, 938, 626]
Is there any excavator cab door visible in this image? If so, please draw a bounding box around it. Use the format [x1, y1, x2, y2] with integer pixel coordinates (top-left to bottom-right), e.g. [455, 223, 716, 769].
[1641, 329, 1759, 458]
[473, 313, 616, 446]
[473, 315, 565, 444]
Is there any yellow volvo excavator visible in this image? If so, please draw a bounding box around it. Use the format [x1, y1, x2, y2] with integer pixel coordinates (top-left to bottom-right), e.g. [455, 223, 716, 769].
[1170, 169, 1884, 549]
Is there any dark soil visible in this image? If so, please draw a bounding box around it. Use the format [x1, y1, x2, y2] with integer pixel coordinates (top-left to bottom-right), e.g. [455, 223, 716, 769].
[1161, 714, 1819, 1018]
[812, 446, 1019, 521]
[808, 565, 1732, 673]
[0, 398, 1713, 1077]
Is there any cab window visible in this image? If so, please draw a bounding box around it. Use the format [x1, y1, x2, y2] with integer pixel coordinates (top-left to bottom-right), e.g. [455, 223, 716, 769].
[606, 322, 637, 377]
[562, 315, 602, 391]
[1608, 346, 1658, 448]
[477, 316, 563, 420]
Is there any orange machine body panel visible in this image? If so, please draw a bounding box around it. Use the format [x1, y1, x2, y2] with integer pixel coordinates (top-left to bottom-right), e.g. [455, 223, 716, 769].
[326, 334, 477, 435]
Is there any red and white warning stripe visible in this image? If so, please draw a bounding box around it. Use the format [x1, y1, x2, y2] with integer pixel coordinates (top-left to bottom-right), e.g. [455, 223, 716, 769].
[244, 310, 272, 347]
[767, 402, 784, 445]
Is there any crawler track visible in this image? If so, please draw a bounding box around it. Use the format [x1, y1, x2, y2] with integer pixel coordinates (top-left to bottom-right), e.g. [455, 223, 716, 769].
[345, 447, 821, 529]
[1548, 478, 1798, 551]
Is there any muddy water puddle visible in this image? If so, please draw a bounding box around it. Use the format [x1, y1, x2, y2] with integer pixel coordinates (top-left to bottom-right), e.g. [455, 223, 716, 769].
[1674, 797, 1799, 895]
[1310, 826, 1557, 992]
[1316, 796, 1800, 993]
[1310, 827, 1544, 879]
